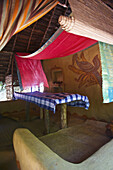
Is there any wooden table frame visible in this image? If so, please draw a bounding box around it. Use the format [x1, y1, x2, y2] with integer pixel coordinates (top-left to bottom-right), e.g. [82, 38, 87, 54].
[15, 91, 89, 134]
[25, 101, 68, 134]
[40, 103, 67, 134]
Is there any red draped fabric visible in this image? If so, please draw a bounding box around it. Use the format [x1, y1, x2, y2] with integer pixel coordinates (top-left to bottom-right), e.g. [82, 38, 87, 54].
[17, 30, 97, 60]
[15, 53, 49, 89]
[31, 31, 97, 60]
[15, 30, 97, 89]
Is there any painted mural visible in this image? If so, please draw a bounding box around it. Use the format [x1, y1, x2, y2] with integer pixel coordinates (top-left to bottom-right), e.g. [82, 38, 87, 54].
[68, 52, 102, 88]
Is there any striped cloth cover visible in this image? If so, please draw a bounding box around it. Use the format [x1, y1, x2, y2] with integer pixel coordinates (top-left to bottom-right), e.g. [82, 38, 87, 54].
[13, 91, 90, 113]
[0, 0, 58, 50]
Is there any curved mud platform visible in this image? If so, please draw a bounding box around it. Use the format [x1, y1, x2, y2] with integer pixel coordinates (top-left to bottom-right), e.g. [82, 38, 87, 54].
[13, 128, 113, 170]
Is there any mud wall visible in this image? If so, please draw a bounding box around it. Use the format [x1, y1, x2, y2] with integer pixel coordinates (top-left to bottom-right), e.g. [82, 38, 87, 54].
[43, 44, 113, 122]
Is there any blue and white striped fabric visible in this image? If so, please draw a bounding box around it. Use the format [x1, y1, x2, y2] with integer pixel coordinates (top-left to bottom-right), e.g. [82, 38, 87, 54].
[13, 91, 90, 113]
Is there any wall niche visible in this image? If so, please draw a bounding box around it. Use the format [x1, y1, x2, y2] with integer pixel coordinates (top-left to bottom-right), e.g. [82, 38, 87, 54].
[50, 65, 64, 93]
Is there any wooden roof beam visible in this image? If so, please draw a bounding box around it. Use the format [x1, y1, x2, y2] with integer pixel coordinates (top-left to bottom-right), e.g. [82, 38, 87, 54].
[40, 7, 56, 47]
[27, 22, 37, 52]
[0, 51, 13, 54]
[12, 34, 18, 52]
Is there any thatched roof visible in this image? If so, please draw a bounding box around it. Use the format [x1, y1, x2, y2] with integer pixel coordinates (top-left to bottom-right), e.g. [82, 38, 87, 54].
[0, 0, 71, 84]
[0, 0, 112, 85]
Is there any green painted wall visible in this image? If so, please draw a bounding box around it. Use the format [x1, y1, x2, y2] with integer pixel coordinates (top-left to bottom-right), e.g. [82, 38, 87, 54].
[43, 44, 113, 122]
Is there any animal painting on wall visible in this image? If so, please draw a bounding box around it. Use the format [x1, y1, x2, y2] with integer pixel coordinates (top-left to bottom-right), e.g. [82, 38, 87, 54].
[68, 52, 102, 88]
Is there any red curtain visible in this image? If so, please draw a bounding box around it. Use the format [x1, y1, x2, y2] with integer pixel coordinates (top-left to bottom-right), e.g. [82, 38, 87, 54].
[15, 53, 49, 89]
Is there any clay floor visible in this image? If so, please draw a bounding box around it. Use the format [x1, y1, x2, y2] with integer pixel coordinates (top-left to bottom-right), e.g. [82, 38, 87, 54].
[0, 110, 111, 170]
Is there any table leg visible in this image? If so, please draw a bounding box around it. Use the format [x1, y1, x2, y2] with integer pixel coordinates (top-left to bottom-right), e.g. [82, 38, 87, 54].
[61, 103, 67, 128]
[25, 101, 30, 121]
[40, 107, 43, 119]
[45, 109, 50, 134]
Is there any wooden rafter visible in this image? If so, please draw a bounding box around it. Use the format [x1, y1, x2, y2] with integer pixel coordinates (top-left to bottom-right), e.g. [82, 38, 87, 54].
[64, 2, 69, 15]
[0, 51, 13, 54]
[12, 34, 18, 52]
[40, 7, 56, 47]
[11, 54, 14, 96]
[27, 22, 37, 52]
[58, 0, 68, 8]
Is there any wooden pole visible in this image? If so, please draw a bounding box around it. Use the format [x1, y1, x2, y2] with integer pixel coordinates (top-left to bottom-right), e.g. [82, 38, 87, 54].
[61, 103, 67, 128]
[25, 102, 30, 121]
[45, 109, 50, 134]
[11, 54, 14, 98]
[27, 22, 37, 52]
[40, 107, 44, 119]
[40, 7, 56, 47]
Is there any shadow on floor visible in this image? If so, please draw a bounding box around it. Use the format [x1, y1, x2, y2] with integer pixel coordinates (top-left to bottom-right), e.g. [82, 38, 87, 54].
[0, 115, 111, 170]
[0, 149, 18, 170]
